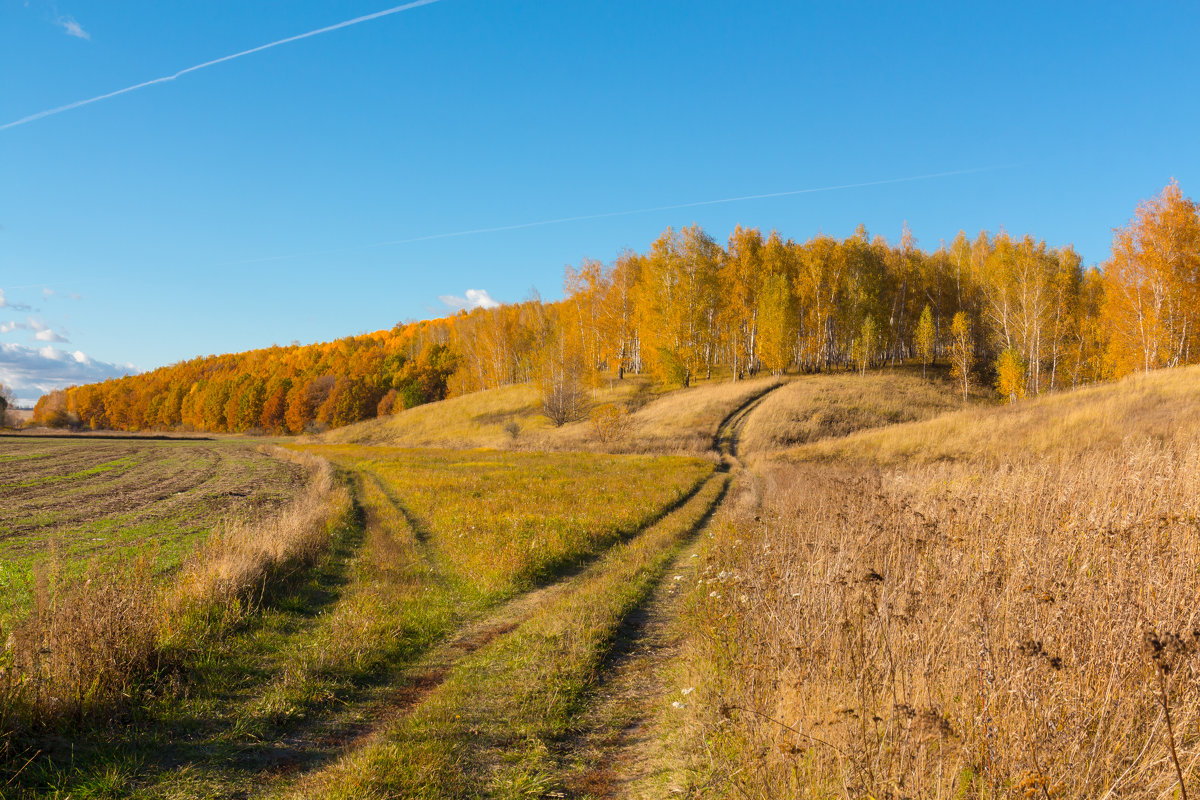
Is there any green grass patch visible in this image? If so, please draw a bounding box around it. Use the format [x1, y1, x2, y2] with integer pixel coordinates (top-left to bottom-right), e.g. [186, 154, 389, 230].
[303, 445, 714, 600]
[284, 473, 729, 799]
[0, 438, 306, 626]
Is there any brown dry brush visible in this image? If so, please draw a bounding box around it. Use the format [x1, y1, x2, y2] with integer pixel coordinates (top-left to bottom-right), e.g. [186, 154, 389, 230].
[690, 441, 1200, 798]
[0, 447, 348, 755]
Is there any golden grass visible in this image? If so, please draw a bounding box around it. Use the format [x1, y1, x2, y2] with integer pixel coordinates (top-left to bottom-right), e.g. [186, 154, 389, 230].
[321, 379, 652, 450]
[681, 366, 1200, 797]
[304, 444, 713, 597]
[616, 376, 783, 453]
[321, 383, 552, 448]
[788, 363, 1200, 466]
[321, 374, 782, 454]
[738, 368, 971, 454]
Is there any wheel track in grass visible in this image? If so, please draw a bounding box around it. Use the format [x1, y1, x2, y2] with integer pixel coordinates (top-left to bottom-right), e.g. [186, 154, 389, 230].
[11, 393, 769, 799]
[206, 468, 570, 792]
[565, 380, 784, 798]
[269, 383, 778, 799]
[267, 384, 779, 798]
[241, 453, 720, 796]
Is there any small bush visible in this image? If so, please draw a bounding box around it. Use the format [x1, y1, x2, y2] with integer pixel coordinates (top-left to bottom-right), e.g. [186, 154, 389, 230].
[541, 371, 587, 427]
[589, 403, 630, 443]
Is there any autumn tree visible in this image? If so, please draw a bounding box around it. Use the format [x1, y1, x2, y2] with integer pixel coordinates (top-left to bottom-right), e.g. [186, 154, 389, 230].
[1102, 180, 1200, 375]
[793, 233, 841, 371]
[394, 343, 457, 408]
[0, 383, 11, 427]
[563, 258, 610, 379]
[851, 314, 879, 376]
[949, 311, 974, 400]
[721, 225, 767, 378]
[915, 304, 935, 378]
[994, 348, 1028, 403]
[638, 225, 720, 386]
[286, 376, 335, 434]
[540, 334, 588, 426]
[598, 250, 643, 377]
[756, 272, 797, 374]
[260, 377, 293, 433]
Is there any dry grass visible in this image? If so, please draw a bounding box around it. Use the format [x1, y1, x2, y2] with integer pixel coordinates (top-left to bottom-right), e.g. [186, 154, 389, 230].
[0, 447, 347, 748]
[321, 379, 652, 450]
[738, 368, 973, 454]
[167, 448, 348, 618]
[320, 375, 782, 455]
[611, 376, 783, 453]
[681, 367, 1200, 798]
[788, 364, 1200, 466]
[321, 383, 553, 448]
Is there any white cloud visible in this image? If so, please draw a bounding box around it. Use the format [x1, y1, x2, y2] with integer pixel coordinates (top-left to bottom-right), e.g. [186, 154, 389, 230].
[34, 328, 68, 343]
[25, 316, 68, 342]
[438, 288, 500, 311]
[0, 289, 32, 312]
[55, 14, 90, 40]
[0, 343, 136, 405]
[0, 320, 27, 334]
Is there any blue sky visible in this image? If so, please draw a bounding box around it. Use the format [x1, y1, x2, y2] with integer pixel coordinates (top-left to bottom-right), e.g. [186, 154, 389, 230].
[2, 0, 1198, 404]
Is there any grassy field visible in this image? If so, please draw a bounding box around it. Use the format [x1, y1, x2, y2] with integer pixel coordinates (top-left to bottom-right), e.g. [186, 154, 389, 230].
[304, 445, 713, 598]
[0, 437, 307, 625]
[1, 437, 715, 798]
[674, 365, 1200, 798]
[7, 365, 1200, 798]
[281, 472, 730, 799]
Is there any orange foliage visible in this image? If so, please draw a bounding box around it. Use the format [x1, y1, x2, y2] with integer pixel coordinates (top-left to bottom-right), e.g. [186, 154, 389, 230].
[32, 182, 1200, 432]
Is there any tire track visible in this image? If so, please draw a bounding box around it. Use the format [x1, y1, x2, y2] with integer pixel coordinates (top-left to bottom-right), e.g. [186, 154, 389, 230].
[566, 381, 784, 797]
[252, 460, 724, 796]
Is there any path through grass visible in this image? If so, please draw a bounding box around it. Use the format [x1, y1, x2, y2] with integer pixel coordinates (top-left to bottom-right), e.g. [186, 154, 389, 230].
[3, 446, 712, 798]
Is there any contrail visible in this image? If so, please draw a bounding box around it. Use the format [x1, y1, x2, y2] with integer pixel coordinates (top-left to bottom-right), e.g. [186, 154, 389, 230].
[377, 166, 1005, 244]
[221, 165, 1012, 266]
[0, 0, 443, 131]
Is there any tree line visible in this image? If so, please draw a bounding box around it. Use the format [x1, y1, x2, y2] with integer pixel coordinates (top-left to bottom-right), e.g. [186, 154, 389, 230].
[33, 181, 1200, 432]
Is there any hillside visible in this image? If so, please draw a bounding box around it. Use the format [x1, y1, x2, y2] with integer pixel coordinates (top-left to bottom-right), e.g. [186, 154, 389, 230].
[679, 364, 1200, 797]
[323, 374, 784, 454]
[7, 363, 1200, 797]
[786, 362, 1200, 465]
[736, 365, 986, 453]
[31, 181, 1200, 438]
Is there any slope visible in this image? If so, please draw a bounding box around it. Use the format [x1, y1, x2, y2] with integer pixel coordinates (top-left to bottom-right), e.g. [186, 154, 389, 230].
[786, 362, 1200, 465]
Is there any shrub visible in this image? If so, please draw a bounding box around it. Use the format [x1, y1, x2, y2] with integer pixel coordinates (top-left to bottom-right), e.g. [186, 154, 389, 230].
[589, 403, 630, 443]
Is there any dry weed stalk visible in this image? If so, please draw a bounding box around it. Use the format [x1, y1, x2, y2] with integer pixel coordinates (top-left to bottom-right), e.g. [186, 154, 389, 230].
[690, 439, 1200, 798]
